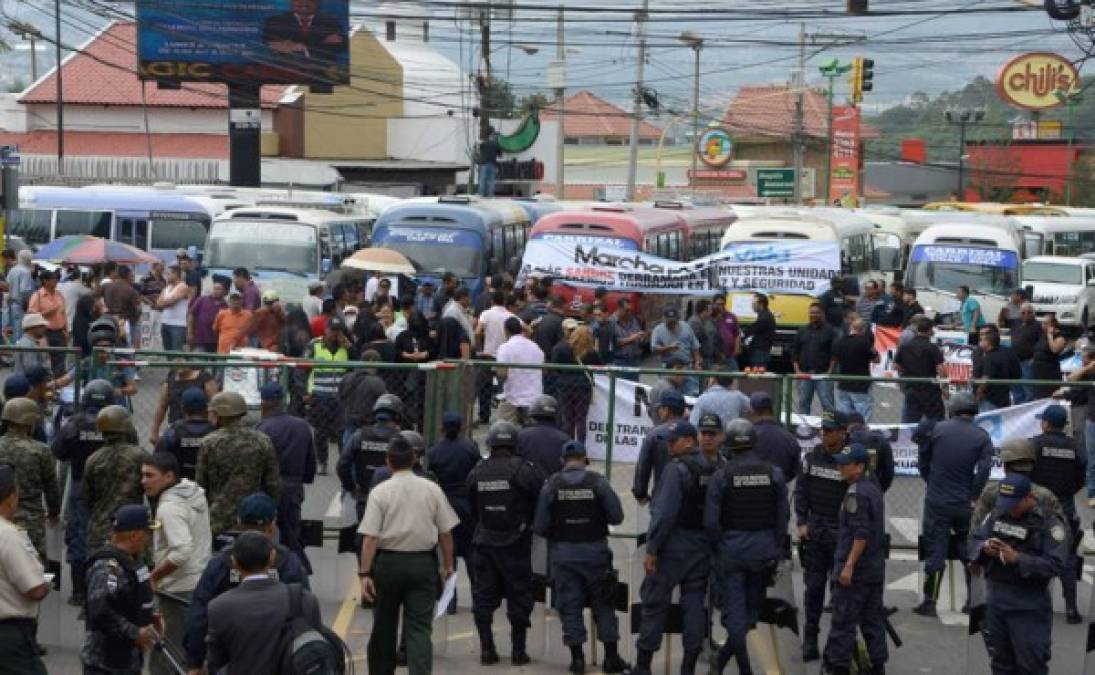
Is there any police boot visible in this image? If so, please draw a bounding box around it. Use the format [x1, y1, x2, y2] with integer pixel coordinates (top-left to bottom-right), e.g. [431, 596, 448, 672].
[1067, 602, 1083, 625]
[568, 645, 585, 674]
[68, 562, 86, 607]
[869, 664, 887, 675]
[600, 642, 630, 674]
[396, 639, 407, 667]
[477, 623, 499, 665]
[630, 648, 654, 675]
[680, 649, 701, 675]
[802, 625, 820, 662]
[960, 565, 972, 614]
[912, 572, 940, 618]
[822, 663, 851, 675]
[511, 627, 531, 665]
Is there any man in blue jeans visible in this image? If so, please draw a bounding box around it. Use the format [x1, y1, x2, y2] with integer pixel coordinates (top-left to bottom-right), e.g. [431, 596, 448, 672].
[793, 303, 837, 416]
[477, 127, 502, 197]
[1067, 342, 1095, 505]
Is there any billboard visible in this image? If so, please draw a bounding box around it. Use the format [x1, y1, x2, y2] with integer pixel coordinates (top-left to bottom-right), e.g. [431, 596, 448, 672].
[828, 105, 861, 206]
[136, 0, 350, 85]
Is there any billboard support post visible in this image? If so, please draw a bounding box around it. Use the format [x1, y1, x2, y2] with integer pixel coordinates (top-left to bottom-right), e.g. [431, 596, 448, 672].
[228, 84, 262, 187]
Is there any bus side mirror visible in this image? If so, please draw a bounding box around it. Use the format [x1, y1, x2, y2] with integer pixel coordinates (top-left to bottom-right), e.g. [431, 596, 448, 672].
[321, 258, 332, 275]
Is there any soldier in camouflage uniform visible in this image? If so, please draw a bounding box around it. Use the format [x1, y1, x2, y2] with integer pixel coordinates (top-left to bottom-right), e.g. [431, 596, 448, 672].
[196, 391, 281, 539]
[0, 397, 61, 559]
[82, 406, 147, 557]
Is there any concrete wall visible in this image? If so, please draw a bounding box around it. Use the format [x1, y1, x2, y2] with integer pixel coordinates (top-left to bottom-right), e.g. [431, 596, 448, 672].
[23, 104, 273, 134]
[0, 94, 26, 132]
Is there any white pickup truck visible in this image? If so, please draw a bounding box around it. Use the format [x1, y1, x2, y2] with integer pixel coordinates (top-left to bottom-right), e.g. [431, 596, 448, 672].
[1024, 255, 1095, 329]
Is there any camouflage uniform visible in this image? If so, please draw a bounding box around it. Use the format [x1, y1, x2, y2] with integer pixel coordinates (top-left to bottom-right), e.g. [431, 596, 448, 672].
[81, 546, 154, 674]
[196, 422, 281, 538]
[0, 432, 61, 558]
[971, 479, 1064, 529]
[82, 441, 146, 556]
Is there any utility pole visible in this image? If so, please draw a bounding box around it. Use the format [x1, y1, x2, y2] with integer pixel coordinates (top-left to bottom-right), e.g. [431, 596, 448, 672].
[944, 108, 984, 199]
[555, 6, 565, 199]
[54, 0, 64, 173]
[478, 5, 492, 143]
[678, 31, 703, 196]
[791, 23, 805, 204]
[624, 0, 649, 201]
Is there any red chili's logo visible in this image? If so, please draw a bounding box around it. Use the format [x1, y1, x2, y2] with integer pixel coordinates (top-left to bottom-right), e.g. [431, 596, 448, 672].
[996, 53, 1079, 111]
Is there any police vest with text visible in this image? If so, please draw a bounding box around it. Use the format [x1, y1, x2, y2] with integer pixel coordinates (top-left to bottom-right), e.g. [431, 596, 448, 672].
[984, 513, 1052, 589]
[168, 418, 215, 480]
[805, 450, 847, 521]
[62, 412, 108, 480]
[476, 458, 530, 533]
[677, 455, 715, 531]
[86, 548, 154, 669]
[720, 461, 778, 531]
[308, 340, 348, 396]
[355, 425, 398, 492]
[1029, 433, 1081, 502]
[549, 472, 608, 542]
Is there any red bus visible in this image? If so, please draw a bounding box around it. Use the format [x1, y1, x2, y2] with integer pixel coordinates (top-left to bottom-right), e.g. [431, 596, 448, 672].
[647, 201, 738, 259]
[528, 204, 689, 324]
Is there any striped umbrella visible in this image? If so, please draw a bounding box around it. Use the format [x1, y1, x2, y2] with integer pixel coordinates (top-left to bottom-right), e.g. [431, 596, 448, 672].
[32, 235, 97, 263]
[59, 237, 160, 265]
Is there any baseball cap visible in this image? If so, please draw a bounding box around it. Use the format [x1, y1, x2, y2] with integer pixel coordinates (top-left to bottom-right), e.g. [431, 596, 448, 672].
[996, 474, 1032, 511]
[112, 505, 160, 532]
[175, 248, 190, 259]
[262, 289, 279, 303]
[658, 390, 686, 411]
[562, 440, 588, 457]
[21, 313, 47, 331]
[259, 381, 284, 402]
[237, 493, 277, 525]
[663, 306, 680, 320]
[181, 387, 209, 412]
[697, 413, 723, 432]
[441, 411, 463, 428]
[24, 366, 50, 387]
[749, 391, 773, 410]
[1036, 404, 1068, 428]
[833, 443, 870, 465]
[667, 421, 698, 441]
[3, 375, 30, 400]
[562, 318, 580, 332]
[821, 410, 849, 430]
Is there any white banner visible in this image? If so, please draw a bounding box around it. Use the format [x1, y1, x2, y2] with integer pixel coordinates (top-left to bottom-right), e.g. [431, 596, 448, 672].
[519, 238, 840, 297]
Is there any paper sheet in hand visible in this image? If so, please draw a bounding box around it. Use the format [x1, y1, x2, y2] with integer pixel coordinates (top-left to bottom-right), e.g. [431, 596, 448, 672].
[435, 574, 457, 621]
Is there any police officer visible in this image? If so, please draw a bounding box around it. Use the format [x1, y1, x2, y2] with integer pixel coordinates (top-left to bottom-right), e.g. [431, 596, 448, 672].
[51, 379, 118, 606]
[82, 406, 147, 558]
[533, 440, 629, 675]
[794, 410, 850, 661]
[154, 387, 215, 482]
[81, 504, 161, 675]
[970, 474, 1068, 675]
[822, 444, 888, 675]
[338, 394, 404, 514]
[913, 392, 993, 617]
[0, 464, 51, 674]
[467, 421, 545, 665]
[68, 319, 137, 407]
[426, 411, 482, 615]
[696, 413, 728, 466]
[255, 381, 316, 574]
[1028, 403, 1086, 623]
[847, 412, 895, 492]
[633, 421, 714, 675]
[517, 394, 570, 478]
[705, 419, 788, 675]
[182, 493, 310, 673]
[972, 438, 1063, 528]
[632, 390, 688, 503]
[371, 430, 437, 487]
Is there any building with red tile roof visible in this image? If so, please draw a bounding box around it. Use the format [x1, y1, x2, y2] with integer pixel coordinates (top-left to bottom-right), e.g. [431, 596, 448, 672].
[543, 90, 661, 144]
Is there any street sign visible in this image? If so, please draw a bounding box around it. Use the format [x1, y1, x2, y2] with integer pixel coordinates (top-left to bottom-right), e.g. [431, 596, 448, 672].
[756, 168, 797, 198]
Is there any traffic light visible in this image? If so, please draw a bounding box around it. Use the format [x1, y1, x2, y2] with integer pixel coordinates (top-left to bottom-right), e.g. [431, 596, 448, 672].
[851, 57, 875, 105]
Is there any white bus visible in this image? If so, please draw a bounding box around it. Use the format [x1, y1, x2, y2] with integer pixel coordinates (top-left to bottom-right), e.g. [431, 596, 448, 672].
[1014, 215, 1095, 257]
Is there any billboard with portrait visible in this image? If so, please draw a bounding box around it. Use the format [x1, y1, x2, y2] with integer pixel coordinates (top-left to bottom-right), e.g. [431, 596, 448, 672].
[136, 0, 350, 85]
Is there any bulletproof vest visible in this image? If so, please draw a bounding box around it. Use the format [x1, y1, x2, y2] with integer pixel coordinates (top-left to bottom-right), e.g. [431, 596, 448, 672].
[355, 424, 398, 492]
[62, 412, 107, 481]
[86, 547, 154, 667]
[167, 418, 215, 481]
[474, 457, 527, 533]
[1029, 433, 1080, 501]
[984, 514, 1049, 589]
[677, 455, 715, 531]
[805, 449, 847, 520]
[549, 472, 608, 542]
[719, 460, 777, 531]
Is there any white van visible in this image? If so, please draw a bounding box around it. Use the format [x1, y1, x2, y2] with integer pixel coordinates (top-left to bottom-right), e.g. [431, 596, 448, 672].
[1023, 255, 1095, 328]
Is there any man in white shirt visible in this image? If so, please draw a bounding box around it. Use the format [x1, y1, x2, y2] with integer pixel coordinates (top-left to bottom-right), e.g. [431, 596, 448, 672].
[474, 290, 515, 425]
[302, 281, 325, 320]
[494, 316, 544, 426]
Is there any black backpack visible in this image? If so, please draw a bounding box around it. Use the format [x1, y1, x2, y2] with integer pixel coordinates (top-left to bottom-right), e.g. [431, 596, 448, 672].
[277, 583, 347, 675]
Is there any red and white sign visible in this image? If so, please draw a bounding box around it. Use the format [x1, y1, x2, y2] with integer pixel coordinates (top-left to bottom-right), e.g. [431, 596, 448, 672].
[688, 169, 747, 181]
[828, 105, 861, 205]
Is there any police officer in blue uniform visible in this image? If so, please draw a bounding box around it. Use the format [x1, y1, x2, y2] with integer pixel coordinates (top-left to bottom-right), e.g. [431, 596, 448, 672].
[533, 440, 630, 675]
[823, 443, 888, 675]
[154, 387, 215, 482]
[1027, 403, 1086, 623]
[517, 395, 571, 478]
[633, 390, 688, 503]
[338, 394, 404, 515]
[794, 410, 850, 661]
[970, 474, 1068, 675]
[467, 421, 546, 665]
[705, 419, 788, 675]
[847, 412, 894, 492]
[913, 392, 993, 617]
[633, 421, 715, 675]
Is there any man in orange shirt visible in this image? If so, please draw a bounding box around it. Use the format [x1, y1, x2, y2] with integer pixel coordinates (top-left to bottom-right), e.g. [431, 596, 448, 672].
[212, 290, 253, 354]
[28, 269, 67, 375]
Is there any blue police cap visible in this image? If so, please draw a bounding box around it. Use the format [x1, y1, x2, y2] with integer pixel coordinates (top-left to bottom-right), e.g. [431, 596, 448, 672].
[259, 381, 284, 402]
[834, 442, 869, 465]
[997, 474, 1032, 511]
[112, 505, 160, 532]
[181, 387, 209, 412]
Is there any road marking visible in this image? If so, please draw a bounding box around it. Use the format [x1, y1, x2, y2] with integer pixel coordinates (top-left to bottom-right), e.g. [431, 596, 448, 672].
[937, 610, 969, 627]
[889, 517, 920, 544]
[332, 586, 359, 639]
[886, 571, 919, 593]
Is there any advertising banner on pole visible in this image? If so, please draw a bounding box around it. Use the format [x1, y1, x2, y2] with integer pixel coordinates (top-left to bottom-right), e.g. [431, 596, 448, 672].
[828, 105, 861, 206]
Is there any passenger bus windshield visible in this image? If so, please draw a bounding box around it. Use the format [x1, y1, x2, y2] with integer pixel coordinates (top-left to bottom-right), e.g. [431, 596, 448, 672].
[533, 232, 640, 250]
[1022, 261, 1082, 285]
[150, 214, 210, 251]
[374, 227, 483, 279]
[907, 245, 1019, 296]
[206, 221, 317, 275]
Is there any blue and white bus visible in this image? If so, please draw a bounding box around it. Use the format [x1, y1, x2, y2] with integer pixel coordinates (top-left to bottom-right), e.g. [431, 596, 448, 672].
[15, 186, 240, 261]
